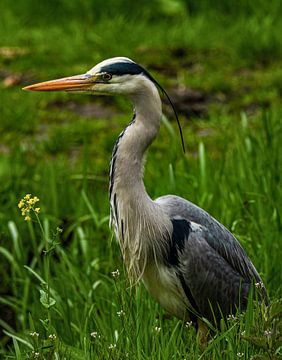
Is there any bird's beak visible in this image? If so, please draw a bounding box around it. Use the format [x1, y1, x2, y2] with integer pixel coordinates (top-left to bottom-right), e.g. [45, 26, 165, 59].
[23, 73, 97, 92]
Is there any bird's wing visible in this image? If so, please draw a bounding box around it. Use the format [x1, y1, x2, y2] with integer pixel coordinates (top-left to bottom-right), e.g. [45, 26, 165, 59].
[168, 218, 250, 321]
[156, 195, 264, 283]
[155, 195, 268, 312]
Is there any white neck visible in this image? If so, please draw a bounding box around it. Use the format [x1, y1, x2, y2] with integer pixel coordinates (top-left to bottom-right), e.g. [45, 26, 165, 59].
[109, 79, 171, 280]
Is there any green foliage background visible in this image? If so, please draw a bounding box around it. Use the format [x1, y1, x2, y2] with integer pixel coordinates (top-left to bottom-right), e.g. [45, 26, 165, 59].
[0, 0, 281, 358]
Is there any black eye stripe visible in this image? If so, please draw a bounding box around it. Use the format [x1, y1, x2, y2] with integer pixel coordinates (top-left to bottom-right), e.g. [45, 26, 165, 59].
[99, 62, 152, 80]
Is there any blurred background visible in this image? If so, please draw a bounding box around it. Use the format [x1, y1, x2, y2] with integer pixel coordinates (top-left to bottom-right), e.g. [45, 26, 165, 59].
[0, 0, 281, 358]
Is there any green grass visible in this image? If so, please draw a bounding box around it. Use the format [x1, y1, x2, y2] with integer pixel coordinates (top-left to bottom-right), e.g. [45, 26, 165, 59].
[0, 1, 282, 359]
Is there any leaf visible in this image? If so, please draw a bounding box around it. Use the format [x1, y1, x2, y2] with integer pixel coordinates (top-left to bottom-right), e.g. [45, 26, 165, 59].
[24, 265, 46, 285]
[0, 246, 20, 272]
[8, 221, 21, 261]
[13, 338, 22, 360]
[3, 330, 33, 350]
[39, 290, 56, 309]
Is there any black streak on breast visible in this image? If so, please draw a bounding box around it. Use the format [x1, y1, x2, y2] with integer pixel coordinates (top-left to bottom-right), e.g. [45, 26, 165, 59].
[113, 193, 119, 223]
[109, 113, 136, 200]
[121, 219, 125, 242]
[109, 132, 124, 199]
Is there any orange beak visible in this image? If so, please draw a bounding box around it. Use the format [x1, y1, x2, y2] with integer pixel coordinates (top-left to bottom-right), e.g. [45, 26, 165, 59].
[23, 73, 97, 92]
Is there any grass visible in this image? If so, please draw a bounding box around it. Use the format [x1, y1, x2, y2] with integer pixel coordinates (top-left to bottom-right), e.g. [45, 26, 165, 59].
[0, 1, 282, 359]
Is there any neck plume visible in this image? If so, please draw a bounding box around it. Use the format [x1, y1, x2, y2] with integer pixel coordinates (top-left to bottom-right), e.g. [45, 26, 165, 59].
[109, 79, 171, 281]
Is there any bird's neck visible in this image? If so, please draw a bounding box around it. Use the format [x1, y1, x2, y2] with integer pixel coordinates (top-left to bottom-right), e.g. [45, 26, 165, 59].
[109, 82, 171, 280]
[110, 86, 162, 199]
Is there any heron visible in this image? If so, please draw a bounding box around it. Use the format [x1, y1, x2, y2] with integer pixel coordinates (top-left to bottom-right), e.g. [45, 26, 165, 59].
[23, 57, 268, 344]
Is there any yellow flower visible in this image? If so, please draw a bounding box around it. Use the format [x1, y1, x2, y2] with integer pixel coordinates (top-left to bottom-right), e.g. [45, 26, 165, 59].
[18, 194, 40, 221]
[21, 209, 27, 216]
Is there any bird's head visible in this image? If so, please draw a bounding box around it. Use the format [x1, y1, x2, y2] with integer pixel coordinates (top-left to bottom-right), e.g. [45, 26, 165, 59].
[23, 56, 185, 151]
[23, 57, 157, 96]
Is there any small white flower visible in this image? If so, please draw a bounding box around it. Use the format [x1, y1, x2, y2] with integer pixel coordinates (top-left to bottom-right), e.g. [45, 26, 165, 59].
[154, 326, 161, 333]
[31, 351, 40, 358]
[264, 329, 272, 337]
[185, 321, 193, 328]
[109, 343, 117, 350]
[111, 269, 120, 277]
[90, 331, 100, 339]
[30, 332, 39, 337]
[237, 352, 244, 358]
[48, 334, 56, 340]
[241, 331, 246, 336]
[255, 282, 263, 289]
[117, 309, 125, 317]
[227, 314, 237, 321]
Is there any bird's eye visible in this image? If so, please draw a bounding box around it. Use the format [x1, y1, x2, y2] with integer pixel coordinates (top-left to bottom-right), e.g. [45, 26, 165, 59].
[103, 73, 112, 81]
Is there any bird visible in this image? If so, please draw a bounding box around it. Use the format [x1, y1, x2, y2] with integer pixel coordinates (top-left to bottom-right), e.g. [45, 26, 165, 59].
[23, 57, 268, 344]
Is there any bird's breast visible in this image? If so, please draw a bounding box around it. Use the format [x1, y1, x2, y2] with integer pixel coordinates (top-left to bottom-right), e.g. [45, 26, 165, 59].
[142, 262, 190, 321]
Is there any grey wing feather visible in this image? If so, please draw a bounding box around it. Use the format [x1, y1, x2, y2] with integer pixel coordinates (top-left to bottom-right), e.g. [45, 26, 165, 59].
[179, 227, 250, 321]
[156, 195, 261, 281]
[155, 195, 268, 305]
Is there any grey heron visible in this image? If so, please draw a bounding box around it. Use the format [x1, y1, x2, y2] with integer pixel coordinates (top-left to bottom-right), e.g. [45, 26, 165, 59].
[23, 57, 268, 344]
